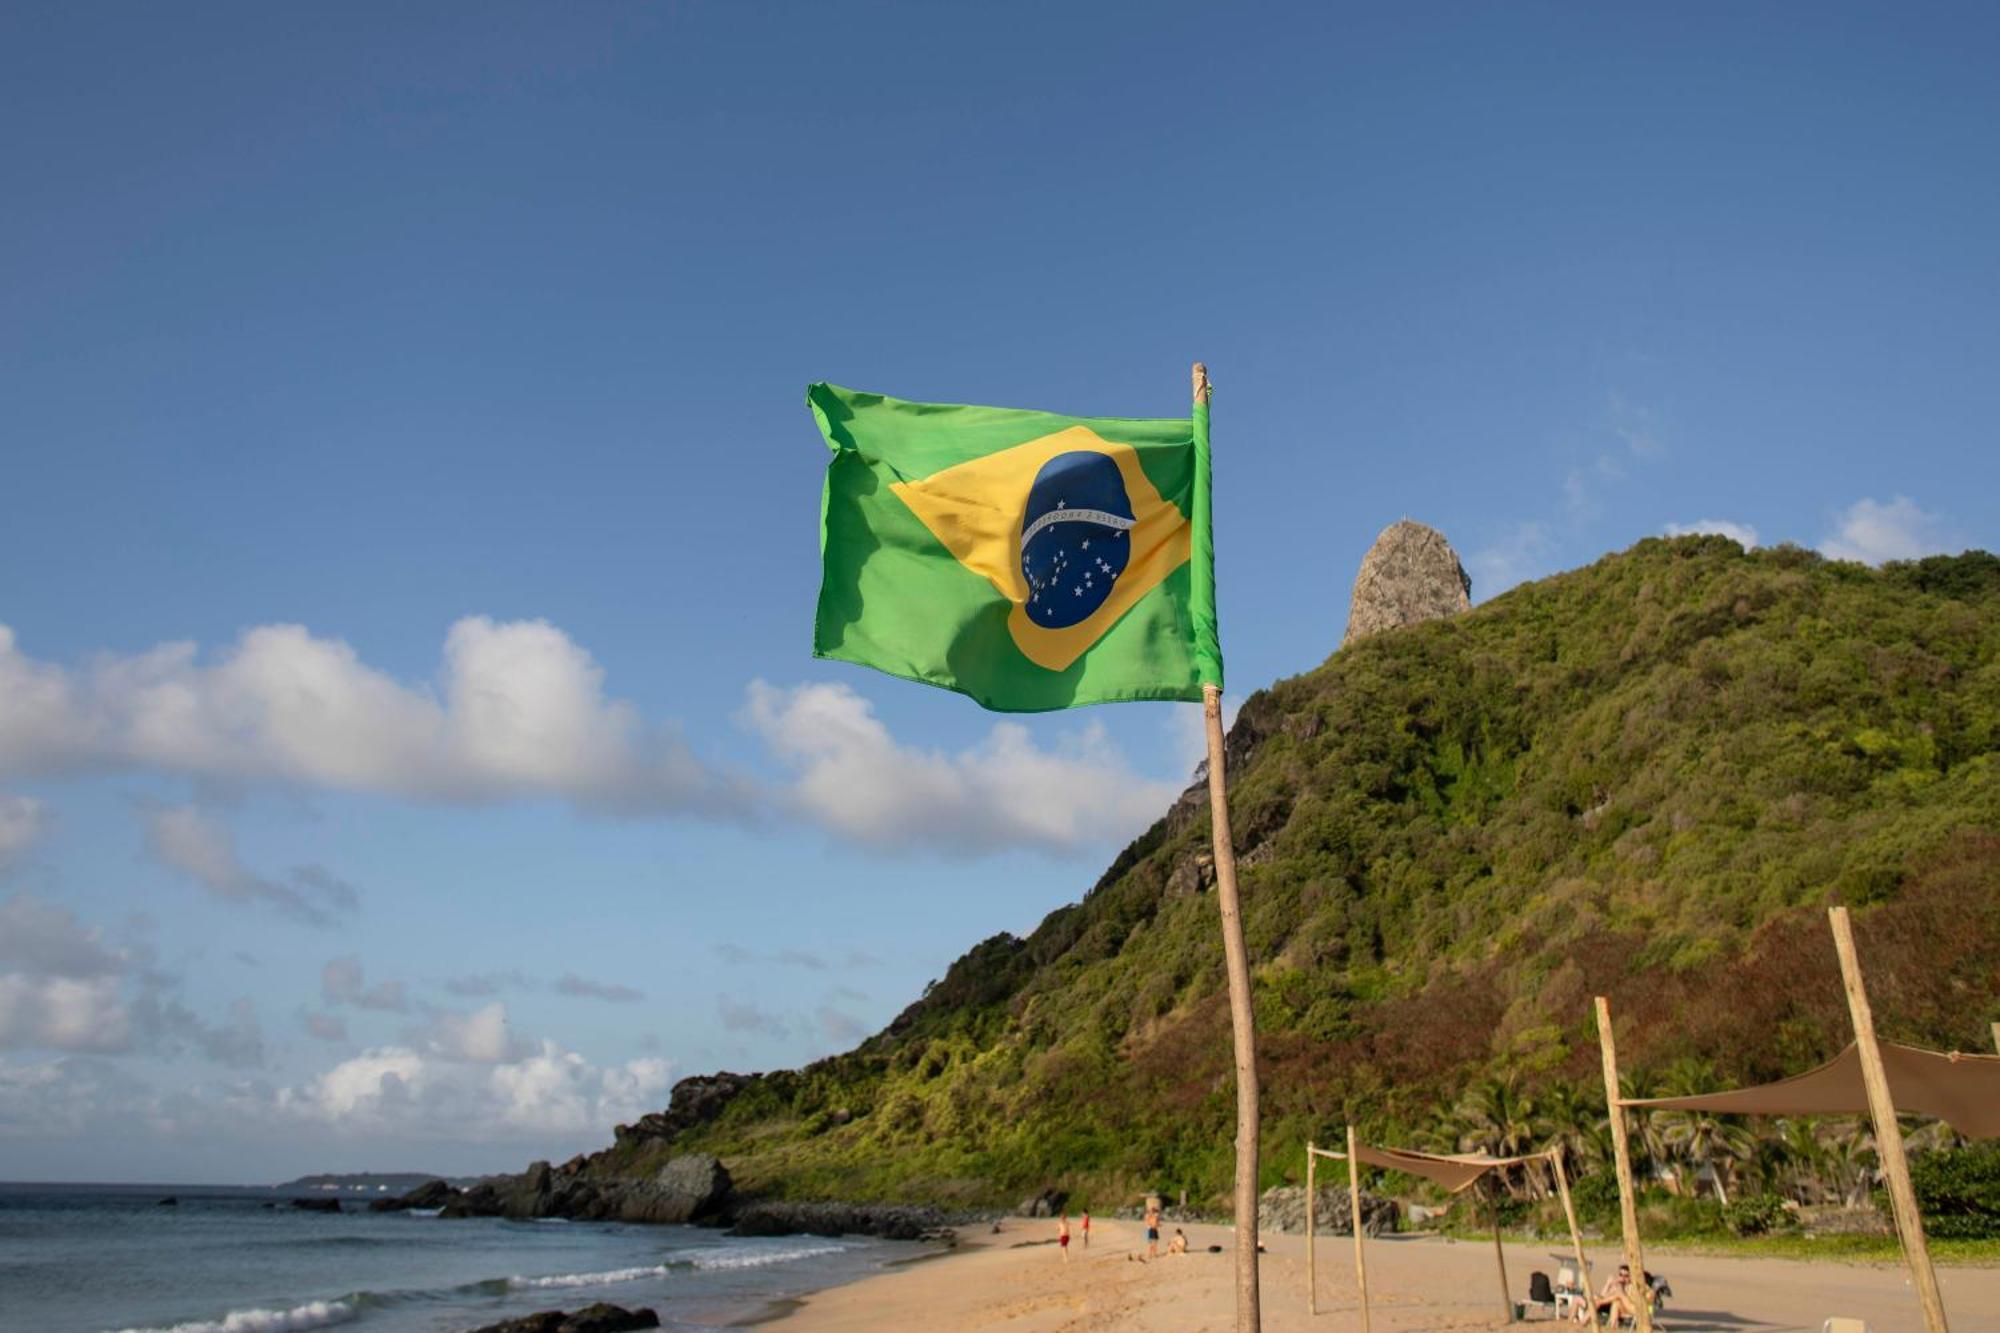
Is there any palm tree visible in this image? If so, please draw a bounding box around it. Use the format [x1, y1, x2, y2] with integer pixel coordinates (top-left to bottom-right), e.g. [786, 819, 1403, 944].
[1617, 1066, 1673, 1190]
[1654, 1056, 1755, 1204]
[1656, 1105, 1756, 1206]
[1763, 1117, 1826, 1204]
[1816, 1117, 1876, 1208]
[1455, 1075, 1542, 1198]
[1538, 1079, 1600, 1176]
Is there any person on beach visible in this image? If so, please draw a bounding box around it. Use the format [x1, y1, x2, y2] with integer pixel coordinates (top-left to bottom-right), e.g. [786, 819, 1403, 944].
[1080, 1210, 1090, 1248]
[1144, 1198, 1162, 1259]
[1583, 1263, 1638, 1325]
[1057, 1212, 1071, 1262]
[1167, 1227, 1188, 1255]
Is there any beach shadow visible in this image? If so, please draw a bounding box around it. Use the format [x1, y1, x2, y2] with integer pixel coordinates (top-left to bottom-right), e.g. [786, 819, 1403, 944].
[1650, 1309, 1775, 1331]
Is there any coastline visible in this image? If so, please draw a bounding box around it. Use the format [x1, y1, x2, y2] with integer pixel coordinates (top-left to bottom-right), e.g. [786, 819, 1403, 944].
[751, 1216, 2000, 1331]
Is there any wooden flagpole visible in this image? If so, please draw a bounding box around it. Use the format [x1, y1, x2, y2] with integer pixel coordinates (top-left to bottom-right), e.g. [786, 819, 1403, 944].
[1306, 1142, 1317, 1316]
[1550, 1150, 1602, 1331]
[1594, 996, 1653, 1333]
[1828, 906, 1950, 1333]
[1347, 1125, 1372, 1333]
[1196, 362, 1262, 1333]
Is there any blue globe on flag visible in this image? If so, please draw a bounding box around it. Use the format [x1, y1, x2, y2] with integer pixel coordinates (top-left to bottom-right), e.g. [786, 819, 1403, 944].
[1020, 451, 1135, 629]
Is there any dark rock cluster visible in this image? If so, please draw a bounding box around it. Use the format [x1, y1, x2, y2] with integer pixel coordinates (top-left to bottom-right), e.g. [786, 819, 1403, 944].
[1256, 1184, 1399, 1237]
[373, 1150, 960, 1243]
[729, 1199, 957, 1242]
[465, 1303, 659, 1333]
[611, 1073, 754, 1148]
[1015, 1188, 1068, 1218]
[374, 1153, 734, 1224]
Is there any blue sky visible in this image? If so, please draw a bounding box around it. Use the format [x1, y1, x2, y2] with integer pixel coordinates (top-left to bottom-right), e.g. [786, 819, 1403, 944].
[2, 2, 1995, 1182]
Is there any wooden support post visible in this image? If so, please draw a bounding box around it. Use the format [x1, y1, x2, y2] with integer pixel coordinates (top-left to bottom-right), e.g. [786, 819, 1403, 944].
[1829, 906, 1950, 1333]
[1550, 1150, 1601, 1331]
[1991, 1020, 1999, 1056]
[1306, 1142, 1317, 1316]
[1594, 996, 1653, 1333]
[1348, 1125, 1371, 1333]
[1491, 1192, 1513, 1324]
[1198, 359, 1259, 1333]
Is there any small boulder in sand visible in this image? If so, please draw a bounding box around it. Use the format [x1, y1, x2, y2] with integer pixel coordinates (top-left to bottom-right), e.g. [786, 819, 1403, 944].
[466, 1302, 660, 1333]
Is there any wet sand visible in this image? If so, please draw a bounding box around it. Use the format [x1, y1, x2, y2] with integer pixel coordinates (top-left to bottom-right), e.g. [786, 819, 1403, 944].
[760, 1217, 2000, 1331]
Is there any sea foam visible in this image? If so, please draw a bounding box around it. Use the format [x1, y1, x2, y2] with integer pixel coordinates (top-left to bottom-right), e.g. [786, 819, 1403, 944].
[108, 1298, 358, 1333]
[507, 1240, 851, 1290]
[692, 1240, 851, 1270]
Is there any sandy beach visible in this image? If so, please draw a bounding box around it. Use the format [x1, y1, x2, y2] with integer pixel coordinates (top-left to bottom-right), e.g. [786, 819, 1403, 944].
[764, 1218, 2000, 1332]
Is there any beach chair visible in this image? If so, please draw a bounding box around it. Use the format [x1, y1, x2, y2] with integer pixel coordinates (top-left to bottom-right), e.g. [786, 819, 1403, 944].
[1820, 1321, 1873, 1333]
[1552, 1259, 1588, 1322]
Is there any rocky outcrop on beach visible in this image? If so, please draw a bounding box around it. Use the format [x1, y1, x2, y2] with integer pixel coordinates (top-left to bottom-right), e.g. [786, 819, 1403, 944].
[1256, 1184, 1398, 1237]
[1015, 1188, 1068, 1218]
[728, 1200, 958, 1242]
[369, 1177, 458, 1212]
[382, 1148, 959, 1242]
[466, 1304, 659, 1333]
[1340, 518, 1471, 647]
[412, 1152, 735, 1224]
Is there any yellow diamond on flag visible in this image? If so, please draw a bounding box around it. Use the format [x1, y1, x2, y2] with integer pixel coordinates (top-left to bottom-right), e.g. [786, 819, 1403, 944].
[890, 426, 1192, 671]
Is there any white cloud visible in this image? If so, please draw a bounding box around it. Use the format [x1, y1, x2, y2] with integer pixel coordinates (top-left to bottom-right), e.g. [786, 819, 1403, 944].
[741, 681, 1177, 855]
[417, 1001, 528, 1064]
[0, 618, 1197, 858]
[0, 893, 263, 1066]
[0, 618, 743, 815]
[0, 795, 49, 877]
[274, 1038, 671, 1138]
[321, 956, 409, 1013]
[1820, 496, 1957, 565]
[0, 895, 133, 1053]
[1466, 521, 1554, 600]
[0, 973, 131, 1053]
[1664, 519, 1760, 548]
[141, 803, 356, 924]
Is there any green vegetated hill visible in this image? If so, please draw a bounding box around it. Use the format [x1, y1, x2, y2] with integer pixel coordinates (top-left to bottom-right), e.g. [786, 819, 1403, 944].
[616, 537, 2000, 1215]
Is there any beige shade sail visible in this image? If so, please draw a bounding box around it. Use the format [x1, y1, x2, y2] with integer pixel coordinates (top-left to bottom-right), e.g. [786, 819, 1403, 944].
[1349, 1145, 1546, 1194]
[1623, 1042, 2000, 1139]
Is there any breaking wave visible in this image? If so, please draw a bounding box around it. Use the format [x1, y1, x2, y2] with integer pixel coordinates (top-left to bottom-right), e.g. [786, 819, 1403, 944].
[108, 1299, 359, 1333]
[507, 1239, 852, 1289]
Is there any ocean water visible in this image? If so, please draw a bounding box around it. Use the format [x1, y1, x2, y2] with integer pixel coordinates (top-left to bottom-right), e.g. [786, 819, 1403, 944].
[0, 1184, 922, 1333]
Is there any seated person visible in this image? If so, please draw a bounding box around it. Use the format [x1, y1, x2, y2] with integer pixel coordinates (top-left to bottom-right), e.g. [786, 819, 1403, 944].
[1166, 1228, 1188, 1255]
[1580, 1264, 1638, 1325]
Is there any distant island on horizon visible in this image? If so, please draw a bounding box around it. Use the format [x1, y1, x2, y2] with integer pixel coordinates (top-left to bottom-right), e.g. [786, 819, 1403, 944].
[276, 1171, 491, 1193]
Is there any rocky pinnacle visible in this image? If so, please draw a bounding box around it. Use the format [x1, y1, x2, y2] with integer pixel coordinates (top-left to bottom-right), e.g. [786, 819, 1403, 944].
[1340, 519, 1472, 648]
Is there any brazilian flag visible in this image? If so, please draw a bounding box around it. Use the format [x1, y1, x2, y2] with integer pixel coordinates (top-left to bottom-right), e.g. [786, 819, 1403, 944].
[810, 382, 1222, 711]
